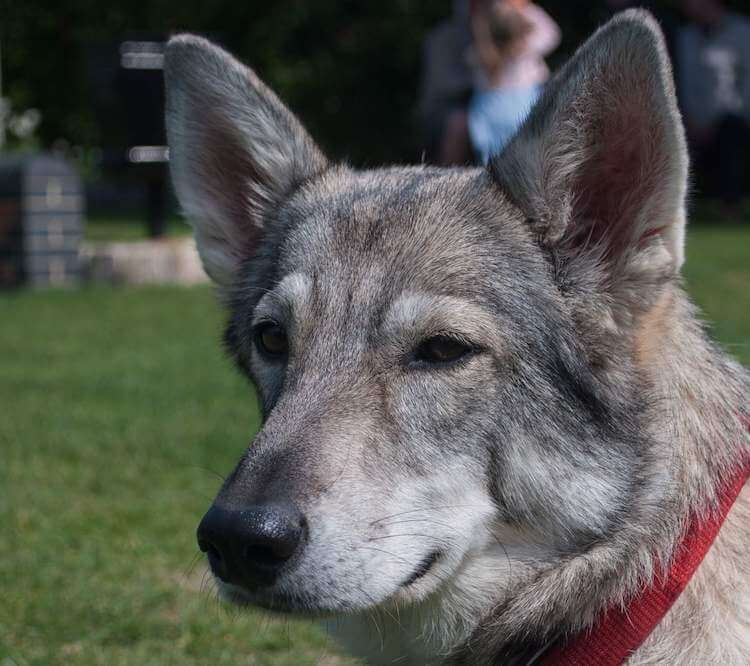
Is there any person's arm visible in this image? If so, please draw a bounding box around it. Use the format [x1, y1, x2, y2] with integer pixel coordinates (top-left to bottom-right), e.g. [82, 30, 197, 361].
[523, 4, 561, 56]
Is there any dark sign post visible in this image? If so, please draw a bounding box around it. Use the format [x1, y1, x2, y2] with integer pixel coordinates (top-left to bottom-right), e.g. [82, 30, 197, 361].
[117, 39, 168, 237]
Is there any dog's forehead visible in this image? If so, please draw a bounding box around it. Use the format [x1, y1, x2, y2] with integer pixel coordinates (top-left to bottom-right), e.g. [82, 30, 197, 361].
[278, 166, 529, 296]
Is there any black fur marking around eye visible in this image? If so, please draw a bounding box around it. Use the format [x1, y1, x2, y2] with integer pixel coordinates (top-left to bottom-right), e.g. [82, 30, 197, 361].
[411, 335, 477, 369]
[223, 318, 252, 378]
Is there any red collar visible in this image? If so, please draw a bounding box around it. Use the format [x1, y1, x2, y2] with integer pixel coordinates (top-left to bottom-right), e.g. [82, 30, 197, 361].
[541, 419, 750, 665]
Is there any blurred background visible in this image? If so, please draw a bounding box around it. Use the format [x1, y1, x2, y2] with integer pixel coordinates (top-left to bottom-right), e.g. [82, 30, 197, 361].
[3, 0, 750, 241]
[1, 1, 749, 664]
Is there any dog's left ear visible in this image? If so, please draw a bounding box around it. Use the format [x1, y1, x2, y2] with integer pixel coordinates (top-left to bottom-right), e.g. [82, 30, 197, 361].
[164, 35, 328, 289]
[492, 10, 688, 300]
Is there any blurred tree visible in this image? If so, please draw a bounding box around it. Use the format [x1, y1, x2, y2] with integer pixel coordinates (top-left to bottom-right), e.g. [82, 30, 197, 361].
[2, 0, 451, 165]
[3, 1, 748, 166]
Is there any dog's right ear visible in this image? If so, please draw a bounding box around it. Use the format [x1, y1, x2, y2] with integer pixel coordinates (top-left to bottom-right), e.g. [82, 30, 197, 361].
[491, 10, 689, 316]
[164, 35, 328, 288]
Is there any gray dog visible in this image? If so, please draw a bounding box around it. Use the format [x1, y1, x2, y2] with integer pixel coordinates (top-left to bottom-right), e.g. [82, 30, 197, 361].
[164, 10, 749, 665]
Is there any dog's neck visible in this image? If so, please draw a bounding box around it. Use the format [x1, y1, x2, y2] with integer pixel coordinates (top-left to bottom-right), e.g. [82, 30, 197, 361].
[540, 462, 750, 665]
[620, 288, 750, 664]
[632, 289, 750, 528]
[629, 484, 750, 664]
[450, 288, 750, 665]
[329, 289, 750, 665]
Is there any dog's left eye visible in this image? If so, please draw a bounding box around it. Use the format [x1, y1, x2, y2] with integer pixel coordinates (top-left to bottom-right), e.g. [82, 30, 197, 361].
[414, 335, 473, 365]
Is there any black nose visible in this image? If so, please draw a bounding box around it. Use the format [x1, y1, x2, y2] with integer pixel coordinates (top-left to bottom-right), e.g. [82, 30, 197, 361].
[196, 502, 308, 586]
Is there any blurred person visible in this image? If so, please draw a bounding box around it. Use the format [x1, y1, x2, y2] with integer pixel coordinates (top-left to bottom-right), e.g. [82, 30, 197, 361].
[677, 0, 750, 217]
[418, 1, 474, 165]
[468, 0, 560, 163]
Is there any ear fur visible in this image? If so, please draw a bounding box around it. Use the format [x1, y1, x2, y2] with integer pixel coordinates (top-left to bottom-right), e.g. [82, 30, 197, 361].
[491, 10, 688, 288]
[164, 34, 328, 287]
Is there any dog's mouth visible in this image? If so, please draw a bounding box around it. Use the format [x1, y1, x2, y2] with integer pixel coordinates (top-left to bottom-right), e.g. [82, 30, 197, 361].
[400, 550, 441, 588]
[217, 549, 445, 614]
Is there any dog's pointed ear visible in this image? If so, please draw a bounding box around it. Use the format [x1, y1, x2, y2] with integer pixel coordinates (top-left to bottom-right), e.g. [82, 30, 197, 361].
[492, 10, 688, 293]
[164, 35, 328, 288]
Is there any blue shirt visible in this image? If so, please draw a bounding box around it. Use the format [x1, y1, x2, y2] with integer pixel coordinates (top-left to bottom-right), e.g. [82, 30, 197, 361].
[468, 85, 541, 163]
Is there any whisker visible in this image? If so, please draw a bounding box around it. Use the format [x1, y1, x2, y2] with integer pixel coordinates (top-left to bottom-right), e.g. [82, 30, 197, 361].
[364, 603, 384, 651]
[191, 464, 226, 481]
[357, 546, 453, 587]
[199, 568, 213, 595]
[375, 517, 473, 534]
[358, 544, 413, 563]
[183, 550, 203, 579]
[367, 532, 457, 544]
[319, 434, 354, 498]
[369, 504, 488, 526]
[362, 587, 404, 637]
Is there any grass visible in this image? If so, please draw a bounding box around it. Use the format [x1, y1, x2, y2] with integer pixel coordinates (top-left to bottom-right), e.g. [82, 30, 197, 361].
[0, 288, 353, 665]
[85, 217, 191, 242]
[1, 224, 748, 665]
[683, 223, 750, 355]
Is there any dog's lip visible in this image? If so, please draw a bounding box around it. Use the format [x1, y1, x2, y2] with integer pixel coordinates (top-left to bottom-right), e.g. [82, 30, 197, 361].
[400, 550, 441, 588]
[217, 550, 445, 612]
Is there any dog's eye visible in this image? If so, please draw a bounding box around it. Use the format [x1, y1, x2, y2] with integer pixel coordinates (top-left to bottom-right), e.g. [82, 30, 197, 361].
[414, 335, 473, 365]
[254, 322, 288, 358]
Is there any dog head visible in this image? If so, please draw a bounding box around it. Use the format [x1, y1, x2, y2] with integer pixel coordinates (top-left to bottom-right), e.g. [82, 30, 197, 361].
[165, 9, 687, 633]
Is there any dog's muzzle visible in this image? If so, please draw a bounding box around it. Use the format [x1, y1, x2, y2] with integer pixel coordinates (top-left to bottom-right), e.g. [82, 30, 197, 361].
[196, 502, 308, 587]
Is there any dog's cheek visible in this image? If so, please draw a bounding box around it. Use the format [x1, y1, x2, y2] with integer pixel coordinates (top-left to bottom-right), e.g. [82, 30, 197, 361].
[490, 428, 636, 549]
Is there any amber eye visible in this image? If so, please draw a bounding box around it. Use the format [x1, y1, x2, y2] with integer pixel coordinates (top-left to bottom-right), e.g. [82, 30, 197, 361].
[255, 322, 288, 358]
[414, 335, 473, 365]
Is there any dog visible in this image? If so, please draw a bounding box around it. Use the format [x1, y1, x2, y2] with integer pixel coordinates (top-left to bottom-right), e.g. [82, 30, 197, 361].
[163, 10, 750, 664]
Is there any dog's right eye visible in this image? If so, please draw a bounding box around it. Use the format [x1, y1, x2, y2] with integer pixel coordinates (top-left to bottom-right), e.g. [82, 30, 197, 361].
[413, 335, 474, 367]
[254, 322, 288, 359]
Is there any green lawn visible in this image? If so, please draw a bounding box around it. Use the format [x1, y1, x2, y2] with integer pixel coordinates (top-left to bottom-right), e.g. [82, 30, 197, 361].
[683, 224, 750, 355]
[0, 288, 354, 665]
[85, 217, 191, 242]
[1, 224, 748, 665]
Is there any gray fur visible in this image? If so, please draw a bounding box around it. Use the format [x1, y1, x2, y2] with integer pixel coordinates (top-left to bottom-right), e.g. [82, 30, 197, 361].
[165, 10, 750, 665]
